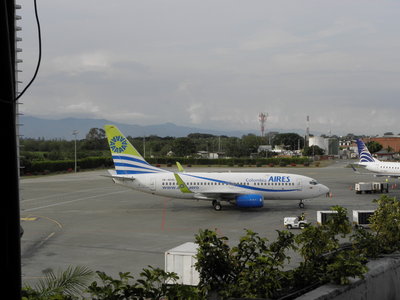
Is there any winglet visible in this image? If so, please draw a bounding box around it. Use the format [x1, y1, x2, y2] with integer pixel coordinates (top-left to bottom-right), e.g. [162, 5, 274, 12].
[173, 173, 192, 193]
[176, 161, 185, 172]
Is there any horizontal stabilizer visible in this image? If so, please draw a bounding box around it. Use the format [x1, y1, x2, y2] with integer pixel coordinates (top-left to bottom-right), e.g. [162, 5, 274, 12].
[103, 170, 136, 181]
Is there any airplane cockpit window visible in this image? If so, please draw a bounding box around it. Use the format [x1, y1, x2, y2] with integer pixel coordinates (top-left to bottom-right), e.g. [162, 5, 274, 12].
[309, 180, 318, 185]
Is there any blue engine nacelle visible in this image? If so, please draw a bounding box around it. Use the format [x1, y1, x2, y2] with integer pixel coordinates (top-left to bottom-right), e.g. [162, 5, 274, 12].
[235, 194, 264, 208]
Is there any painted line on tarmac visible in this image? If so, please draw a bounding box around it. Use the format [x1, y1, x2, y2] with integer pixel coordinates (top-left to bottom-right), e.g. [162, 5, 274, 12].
[161, 198, 168, 231]
[23, 190, 128, 212]
[37, 232, 56, 248]
[20, 214, 64, 229]
[21, 186, 114, 203]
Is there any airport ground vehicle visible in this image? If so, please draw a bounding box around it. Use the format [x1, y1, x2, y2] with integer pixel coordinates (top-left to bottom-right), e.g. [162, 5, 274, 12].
[284, 217, 309, 229]
[352, 210, 375, 229]
[355, 182, 389, 194]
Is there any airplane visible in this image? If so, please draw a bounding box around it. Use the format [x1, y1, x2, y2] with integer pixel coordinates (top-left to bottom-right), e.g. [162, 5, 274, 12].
[104, 125, 330, 211]
[352, 139, 400, 178]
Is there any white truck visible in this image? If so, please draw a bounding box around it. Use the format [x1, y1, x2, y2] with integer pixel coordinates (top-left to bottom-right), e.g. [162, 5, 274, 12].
[284, 217, 308, 229]
[164, 242, 200, 286]
[355, 182, 389, 194]
[352, 210, 375, 229]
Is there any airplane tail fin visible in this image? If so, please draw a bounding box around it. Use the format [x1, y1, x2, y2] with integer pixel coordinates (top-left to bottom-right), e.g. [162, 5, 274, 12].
[356, 139, 379, 163]
[104, 125, 166, 174]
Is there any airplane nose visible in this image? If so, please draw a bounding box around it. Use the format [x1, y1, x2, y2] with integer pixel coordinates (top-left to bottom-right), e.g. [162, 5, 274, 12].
[320, 184, 330, 196]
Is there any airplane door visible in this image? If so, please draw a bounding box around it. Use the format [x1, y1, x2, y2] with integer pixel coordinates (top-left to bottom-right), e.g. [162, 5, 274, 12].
[149, 177, 156, 192]
[297, 179, 302, 191]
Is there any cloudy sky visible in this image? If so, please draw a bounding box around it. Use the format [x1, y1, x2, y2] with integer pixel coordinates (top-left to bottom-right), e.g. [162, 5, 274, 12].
[18, 0, 400, 136]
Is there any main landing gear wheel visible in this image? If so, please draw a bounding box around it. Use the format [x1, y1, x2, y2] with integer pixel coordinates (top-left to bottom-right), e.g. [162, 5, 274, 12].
[212, 200, 222, 211]
[299, 200, 305, 209]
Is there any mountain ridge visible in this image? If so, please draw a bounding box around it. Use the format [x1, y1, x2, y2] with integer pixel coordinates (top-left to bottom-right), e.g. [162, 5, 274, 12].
[20, 116, 307, 140]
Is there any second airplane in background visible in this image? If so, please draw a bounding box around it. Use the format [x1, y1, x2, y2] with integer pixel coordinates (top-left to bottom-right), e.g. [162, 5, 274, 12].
[353, 139, 400, 178]
[104, 125, 330, 211]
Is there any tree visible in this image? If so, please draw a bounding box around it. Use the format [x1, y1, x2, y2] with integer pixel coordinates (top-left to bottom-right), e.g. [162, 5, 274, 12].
[88, 266, 200, 300]
[294, 206, 367, 286]
[187, 133, 216, 139]
[272, 133, 304, 150]
[172, 137, 196, 157]
[240, 134, 264, 156]
[82, 128, 107, 151]
[369, 195, 400, 253]
[22, 266, 94, 299]
[195, 229, 296, 299]
[365, 141, 382, 153]
[86, 128, 105, 140]
[302, 145, 325, 156]
[224, 137, 248, 157]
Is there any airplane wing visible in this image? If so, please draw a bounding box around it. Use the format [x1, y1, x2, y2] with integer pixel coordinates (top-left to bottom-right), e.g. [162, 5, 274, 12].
[193, 192, 238, 201]
[174, 172, 239, 200]
[373, 174, 400, 178]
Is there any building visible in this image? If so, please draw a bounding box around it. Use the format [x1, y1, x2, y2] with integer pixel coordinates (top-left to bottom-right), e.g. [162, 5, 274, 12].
[364, 136, 400, 152]
[196, 151, 225, 159]
[257, 145, 273, 153]
[308, 136, 339, 156]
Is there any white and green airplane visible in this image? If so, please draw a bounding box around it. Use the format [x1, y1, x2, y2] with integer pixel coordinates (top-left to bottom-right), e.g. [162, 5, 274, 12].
[104, 125, 330, 211]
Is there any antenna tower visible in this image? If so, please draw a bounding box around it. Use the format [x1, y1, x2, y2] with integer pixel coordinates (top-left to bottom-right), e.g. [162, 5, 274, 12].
[306, 115, 310, 147]
[259, 113, 267, 137]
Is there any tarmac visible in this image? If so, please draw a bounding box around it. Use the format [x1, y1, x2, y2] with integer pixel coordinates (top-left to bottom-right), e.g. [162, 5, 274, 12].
[20, 160, 400, 286]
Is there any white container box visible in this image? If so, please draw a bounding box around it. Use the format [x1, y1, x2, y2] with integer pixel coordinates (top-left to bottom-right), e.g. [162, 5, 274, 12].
[317, 210, 338, 225]
[352, 210, 375, 229]
[165, 242, 200, 286]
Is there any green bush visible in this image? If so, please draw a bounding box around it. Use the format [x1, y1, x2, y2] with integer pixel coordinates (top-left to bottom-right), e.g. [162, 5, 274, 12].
[22, 197, 400, 299]
[23, 157, 113, 175]
[146, 156, 311, 167]
[352, 195, 400, 256]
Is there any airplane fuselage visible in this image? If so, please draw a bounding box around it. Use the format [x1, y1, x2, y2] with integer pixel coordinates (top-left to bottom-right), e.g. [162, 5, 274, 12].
[359, 161, 400, 176]
[104, 125, 330, 210]
[355, 138, 400, 179]
[111, 171, 328, 201]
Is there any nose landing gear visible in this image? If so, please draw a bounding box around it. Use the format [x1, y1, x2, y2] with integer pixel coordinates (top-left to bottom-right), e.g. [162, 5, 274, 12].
[299, 200, 305, 209]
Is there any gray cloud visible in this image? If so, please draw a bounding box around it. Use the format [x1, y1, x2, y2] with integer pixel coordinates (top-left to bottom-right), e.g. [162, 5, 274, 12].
[18, 0, 400, 136]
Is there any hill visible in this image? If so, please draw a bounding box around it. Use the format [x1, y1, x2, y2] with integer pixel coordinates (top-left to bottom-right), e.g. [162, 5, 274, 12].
[20, 116, 262, 140]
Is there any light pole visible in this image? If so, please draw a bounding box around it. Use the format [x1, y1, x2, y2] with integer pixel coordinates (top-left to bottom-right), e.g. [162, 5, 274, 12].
[72, 130, 79, 172]
[143, 136, 146, 158]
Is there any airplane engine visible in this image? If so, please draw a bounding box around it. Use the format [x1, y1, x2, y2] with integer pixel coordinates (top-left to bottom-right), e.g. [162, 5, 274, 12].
[235, 194, 264, 208]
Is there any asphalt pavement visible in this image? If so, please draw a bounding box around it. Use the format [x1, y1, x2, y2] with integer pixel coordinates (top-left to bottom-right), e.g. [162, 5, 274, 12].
[20, 161, 400, 285]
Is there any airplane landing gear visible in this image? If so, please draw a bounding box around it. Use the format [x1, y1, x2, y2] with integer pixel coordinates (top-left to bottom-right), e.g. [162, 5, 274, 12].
[212, 200, 222, 211]
[299, 200, 305, 209]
